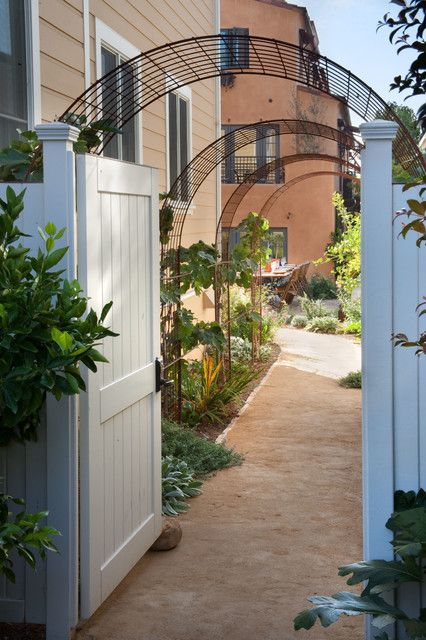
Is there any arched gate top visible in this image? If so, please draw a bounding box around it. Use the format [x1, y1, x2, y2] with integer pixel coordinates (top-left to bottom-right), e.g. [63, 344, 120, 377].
[60, 34, 424, 176]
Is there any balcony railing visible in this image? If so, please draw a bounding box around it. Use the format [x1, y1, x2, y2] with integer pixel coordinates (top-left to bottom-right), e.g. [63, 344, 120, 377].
[222, 156, 284, 184]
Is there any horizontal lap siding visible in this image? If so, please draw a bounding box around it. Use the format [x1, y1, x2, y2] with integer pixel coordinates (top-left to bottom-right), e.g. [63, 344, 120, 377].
[40, 0, 217, 307]
[39, 0, 85, 120]
[87, 0, 216, 250]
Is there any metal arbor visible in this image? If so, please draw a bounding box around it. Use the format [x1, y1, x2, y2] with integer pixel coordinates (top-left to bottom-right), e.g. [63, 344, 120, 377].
[218, 153, 360, 238]
[161, 126, 361, 414]
[216, 156, 360, 366]
[161, 119, 362, 252]
[60, 34, 425, 176]
[260, 170, 360, 218]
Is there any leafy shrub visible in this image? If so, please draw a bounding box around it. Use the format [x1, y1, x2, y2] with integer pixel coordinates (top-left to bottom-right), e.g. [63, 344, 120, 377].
[300, 294, 337, 320]
[0, 494, 59, 583]
[0, 120, 123, 182]
[294, 490, 426, 639]
[337, 320, 362, 337]
[0, 188, 115, 445]
[162, 419, 242, 476]
[259, 344, 272, 360]
[181, 357, 255, 427]
[230, 336, 272, 362]
[161, 456, 203, 516]
[339, 291, 361, 324]
[306, 274, 337, 300]
[291, 315, 308, 329]
[338, 371, 361, 389]
[227, 286, 285, 345]
[230, 336, 252, 362]
[306, 316, 339, 334]
[317, 193, 360, 293]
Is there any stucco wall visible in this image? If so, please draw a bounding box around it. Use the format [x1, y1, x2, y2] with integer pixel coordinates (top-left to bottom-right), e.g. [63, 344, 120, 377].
[221, 0, 351, 273]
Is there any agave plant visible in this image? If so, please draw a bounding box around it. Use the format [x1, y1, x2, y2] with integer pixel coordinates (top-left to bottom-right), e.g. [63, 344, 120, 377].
[294, 490, 426, 639]
[161, 456, 203, 517]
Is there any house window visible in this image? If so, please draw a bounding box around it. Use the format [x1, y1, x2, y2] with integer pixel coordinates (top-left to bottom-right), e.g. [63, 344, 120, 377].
[167, 89, 191, 201]
[221, 125, 282, 184]
[220, 28, 249, 69]
[265, 228, 288, 262]
[227, 227, 288, 263]
[0, 0, 28, 147]
[96, 20, 140, 162]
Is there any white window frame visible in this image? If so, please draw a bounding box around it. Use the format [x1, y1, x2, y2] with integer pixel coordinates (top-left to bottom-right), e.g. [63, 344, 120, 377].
[165, 78, 193, 206]
[0, 0, 40, 136]
[95, 19, 142, 164]
[27, 0, 41, 127]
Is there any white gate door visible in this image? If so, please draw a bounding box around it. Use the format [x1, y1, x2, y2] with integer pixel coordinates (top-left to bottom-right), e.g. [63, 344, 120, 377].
[76, 155, 162, 619]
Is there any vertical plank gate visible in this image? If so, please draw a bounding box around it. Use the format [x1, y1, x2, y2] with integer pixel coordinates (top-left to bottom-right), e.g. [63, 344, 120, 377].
[76, 155, 162, 619]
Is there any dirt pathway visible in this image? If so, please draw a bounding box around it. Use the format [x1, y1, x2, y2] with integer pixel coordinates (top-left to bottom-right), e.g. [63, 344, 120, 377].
[78, 338, 363, 640]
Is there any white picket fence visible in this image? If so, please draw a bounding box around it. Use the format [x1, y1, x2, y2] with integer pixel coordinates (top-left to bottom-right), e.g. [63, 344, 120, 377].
[0, 123, 161, 640]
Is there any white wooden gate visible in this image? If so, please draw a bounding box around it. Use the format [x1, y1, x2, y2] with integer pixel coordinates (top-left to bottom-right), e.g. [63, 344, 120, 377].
[76, 155, 162, 618]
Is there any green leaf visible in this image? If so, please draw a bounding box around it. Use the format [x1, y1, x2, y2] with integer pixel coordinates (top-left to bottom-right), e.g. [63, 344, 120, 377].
[386, 507, 426, 557]
[404, 618, 426, 639]
[51, 328, 73, 352]
[44, 246, 68, 269]
[293, 591, 407, 631]
[45, 222, 56, 236]
[339, 558, 422, 595]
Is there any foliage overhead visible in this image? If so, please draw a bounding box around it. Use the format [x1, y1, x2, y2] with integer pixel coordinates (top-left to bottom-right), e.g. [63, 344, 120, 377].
[0, 187, 116, 445]
[378, 1, 426, 129]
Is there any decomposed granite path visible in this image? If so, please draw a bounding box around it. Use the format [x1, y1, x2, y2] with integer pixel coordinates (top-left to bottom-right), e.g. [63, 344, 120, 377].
[77, 330, 363, 640]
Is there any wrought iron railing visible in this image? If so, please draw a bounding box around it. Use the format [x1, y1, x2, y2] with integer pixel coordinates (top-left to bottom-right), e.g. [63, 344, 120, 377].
[222, 156, 285, 184]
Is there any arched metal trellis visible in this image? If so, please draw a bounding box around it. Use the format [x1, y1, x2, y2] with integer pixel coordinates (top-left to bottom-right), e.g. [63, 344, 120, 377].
[259, 170, 360, 218]
[60, 34, 424, 176]
[160, 123, 361, 416]
[217, 166, 361, 369]
[162, 119, 362, 251]
[218, 153, 360, 240]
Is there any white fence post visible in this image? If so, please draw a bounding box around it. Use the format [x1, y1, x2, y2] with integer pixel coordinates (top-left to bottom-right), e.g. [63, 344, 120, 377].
[360, 119, 398, 560]
[360, 120, 398, 638]
[35, 123, 80, 640]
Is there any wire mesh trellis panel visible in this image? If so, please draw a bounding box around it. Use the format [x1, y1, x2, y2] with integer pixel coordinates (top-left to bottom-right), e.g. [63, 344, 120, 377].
[60, 34, 424, 176]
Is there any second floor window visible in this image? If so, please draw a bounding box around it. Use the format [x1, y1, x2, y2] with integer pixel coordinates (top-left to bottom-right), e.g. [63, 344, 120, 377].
[168, 90, 190, 201]
[101, 46, 136, 162]
[220, 28, 249, 69]
[221, 125, 282, 184]
[0, 0, 28, 148]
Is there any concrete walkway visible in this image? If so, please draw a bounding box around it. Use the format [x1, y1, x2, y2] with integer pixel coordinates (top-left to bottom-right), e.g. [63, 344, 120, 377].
[277, 326, 361, 379]
[78, 333, 363, 640]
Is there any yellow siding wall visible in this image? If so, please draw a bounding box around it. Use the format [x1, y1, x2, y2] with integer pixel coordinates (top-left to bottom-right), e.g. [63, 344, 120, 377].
[38, 0, 218, 250]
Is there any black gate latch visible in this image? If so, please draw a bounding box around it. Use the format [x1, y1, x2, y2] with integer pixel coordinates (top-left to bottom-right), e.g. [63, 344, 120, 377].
[155, 358, 173, 393]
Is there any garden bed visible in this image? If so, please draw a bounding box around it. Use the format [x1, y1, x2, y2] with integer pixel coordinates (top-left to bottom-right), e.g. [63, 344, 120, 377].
[194, 342, 281, 442]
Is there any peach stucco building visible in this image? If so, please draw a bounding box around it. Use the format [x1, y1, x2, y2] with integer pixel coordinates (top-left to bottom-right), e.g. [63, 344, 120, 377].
[220, 0, 353, 270]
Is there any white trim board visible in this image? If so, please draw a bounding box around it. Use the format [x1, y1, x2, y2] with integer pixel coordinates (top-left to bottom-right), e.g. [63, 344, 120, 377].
[27, 0, 41, 127]
[165, 77, 193, 193]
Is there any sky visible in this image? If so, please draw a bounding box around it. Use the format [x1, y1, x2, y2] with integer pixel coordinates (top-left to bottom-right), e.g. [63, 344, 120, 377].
[299, 0, 423, 122]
